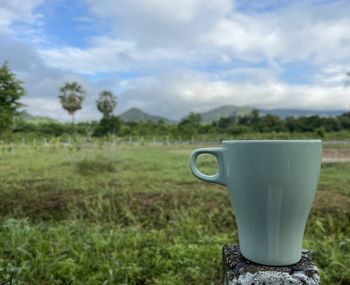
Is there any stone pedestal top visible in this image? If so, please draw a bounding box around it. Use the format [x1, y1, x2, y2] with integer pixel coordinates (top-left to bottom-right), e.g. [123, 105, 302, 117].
[223, 245, 320, 285]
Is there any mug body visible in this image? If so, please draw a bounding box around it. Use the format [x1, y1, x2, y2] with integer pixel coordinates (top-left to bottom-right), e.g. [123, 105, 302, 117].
[190, 140, 322, 266]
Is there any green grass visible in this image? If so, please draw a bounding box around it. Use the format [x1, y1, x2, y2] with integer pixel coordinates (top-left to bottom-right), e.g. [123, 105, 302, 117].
[0, 144, 349, 284]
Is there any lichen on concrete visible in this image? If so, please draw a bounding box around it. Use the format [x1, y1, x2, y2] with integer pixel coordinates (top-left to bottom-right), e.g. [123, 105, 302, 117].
[223, 245, 320, 285]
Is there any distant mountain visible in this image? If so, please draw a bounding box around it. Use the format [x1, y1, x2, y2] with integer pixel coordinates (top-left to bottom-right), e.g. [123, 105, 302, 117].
[119, 105, 347, 126]
[199, 105, 254, 124]
[120, 108, 176, 123]
[18, 111, 58, 124]
[261, 109, 347, 119]
[197, 105, 348, 123]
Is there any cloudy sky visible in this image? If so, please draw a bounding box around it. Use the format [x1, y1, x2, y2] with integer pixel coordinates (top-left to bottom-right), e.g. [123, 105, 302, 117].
[1, 0, 350, 121]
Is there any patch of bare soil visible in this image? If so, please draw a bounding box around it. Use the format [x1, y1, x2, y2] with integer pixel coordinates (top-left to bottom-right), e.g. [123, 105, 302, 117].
[322, 148, 350, 163]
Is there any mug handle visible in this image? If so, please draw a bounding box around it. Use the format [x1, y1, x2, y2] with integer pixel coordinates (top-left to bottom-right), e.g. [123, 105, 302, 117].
[189, 147, 227, 186]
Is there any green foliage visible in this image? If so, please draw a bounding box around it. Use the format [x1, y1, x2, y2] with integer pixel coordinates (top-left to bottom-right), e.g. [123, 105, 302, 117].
[58, 82, 85, 123]
[96, 90, 117, 118]
[7, 107, 350, 139]
[76, 157, 115, 176]
[94, 116, 121, 136]
[315, 127, 326, 138]
[0, 62, 26, 134]
[178, 113, 202, 136]
[228, 125, 252, 135]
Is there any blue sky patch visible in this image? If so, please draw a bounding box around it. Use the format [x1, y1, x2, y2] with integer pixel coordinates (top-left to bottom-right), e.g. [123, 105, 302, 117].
[33, 0, 110, 48]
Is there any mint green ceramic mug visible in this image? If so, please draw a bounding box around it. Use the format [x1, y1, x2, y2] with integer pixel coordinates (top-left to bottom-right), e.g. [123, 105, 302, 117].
[190, 140, 322, 266]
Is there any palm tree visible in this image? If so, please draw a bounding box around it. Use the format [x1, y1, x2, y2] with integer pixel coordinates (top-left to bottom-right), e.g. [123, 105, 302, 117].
[96, 90, 117, 118]
[58, 82, 85, 124]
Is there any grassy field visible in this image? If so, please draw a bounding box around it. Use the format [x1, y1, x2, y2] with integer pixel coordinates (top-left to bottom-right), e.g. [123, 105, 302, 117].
[0, 144, 349, 284]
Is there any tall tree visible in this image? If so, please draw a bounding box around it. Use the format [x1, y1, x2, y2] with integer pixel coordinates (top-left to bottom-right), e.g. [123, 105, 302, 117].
[0, 62, 26, 133]
[178, 112, 202, 136]
[58, 82, 85, 124]
[96, 90, 117, 118]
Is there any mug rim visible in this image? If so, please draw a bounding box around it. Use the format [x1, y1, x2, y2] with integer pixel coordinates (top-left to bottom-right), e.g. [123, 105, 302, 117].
[222, 139, 322, 143]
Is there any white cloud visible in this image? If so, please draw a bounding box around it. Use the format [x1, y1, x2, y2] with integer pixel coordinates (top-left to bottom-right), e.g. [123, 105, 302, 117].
[19, 69, 109, 122]
[118, 70, 350, 120]
[38, 36, 194, 74]
[39, 37, 136, 74]
[313, 64, 350, 87]
[37, 0, 350, 75]
[203, 1, 350, 63]
[0, 31, 105, 122]
[0, 0, 43, 32]
[86, 0, 232, 47]
[22, 95, 101, 122]
[2, 0, 350, 121]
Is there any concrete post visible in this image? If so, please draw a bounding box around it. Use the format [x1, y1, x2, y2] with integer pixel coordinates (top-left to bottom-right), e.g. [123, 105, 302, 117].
[223, 245, 320, 285]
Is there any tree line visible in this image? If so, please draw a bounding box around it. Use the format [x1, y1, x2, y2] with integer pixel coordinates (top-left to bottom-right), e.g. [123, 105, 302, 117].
[10, 109, 350, 139]
[2, 62, 350, 140]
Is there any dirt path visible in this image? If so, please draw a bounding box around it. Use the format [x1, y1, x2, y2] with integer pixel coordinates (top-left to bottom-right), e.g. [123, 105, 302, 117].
[322, 148, 350, 163]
